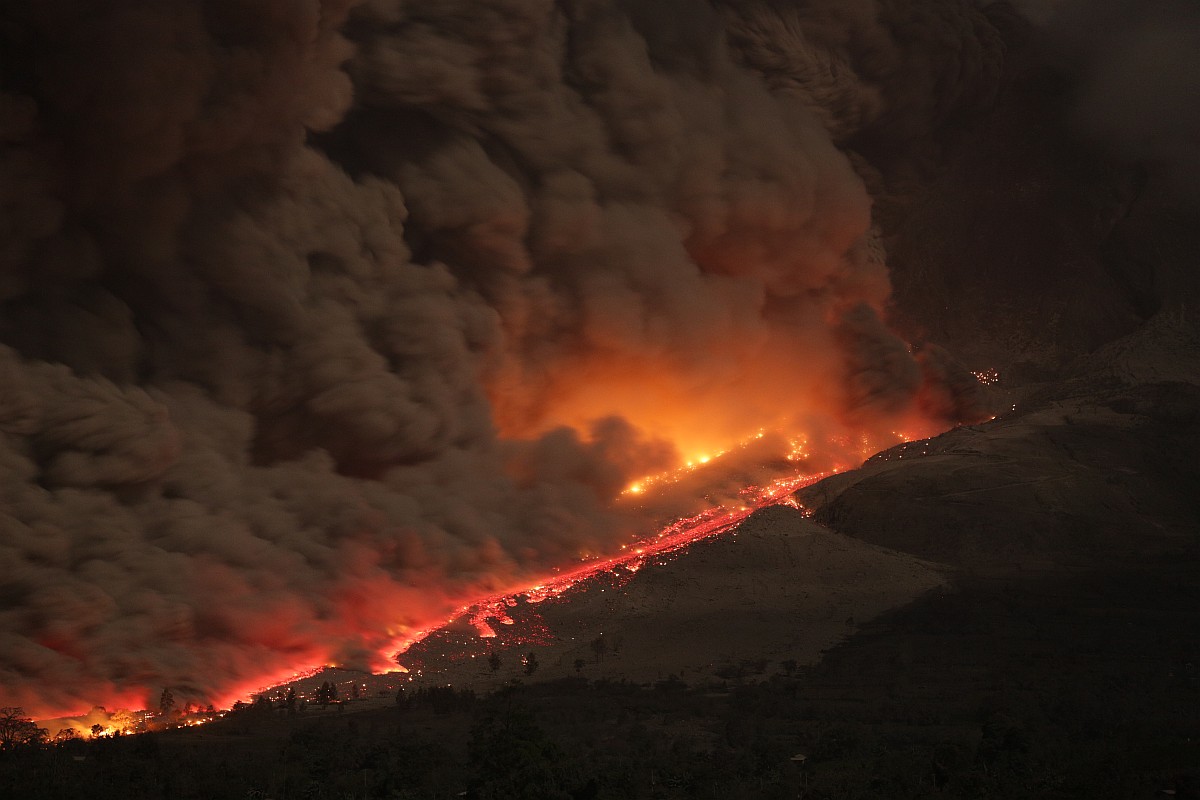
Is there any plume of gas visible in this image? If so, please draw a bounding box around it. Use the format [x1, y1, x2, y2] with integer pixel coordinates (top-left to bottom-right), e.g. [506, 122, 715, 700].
[2, 0, 993, 717]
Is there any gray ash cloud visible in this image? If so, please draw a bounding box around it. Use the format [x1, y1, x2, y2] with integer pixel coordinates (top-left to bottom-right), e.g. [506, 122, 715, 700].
[0, 0, 1002, 714]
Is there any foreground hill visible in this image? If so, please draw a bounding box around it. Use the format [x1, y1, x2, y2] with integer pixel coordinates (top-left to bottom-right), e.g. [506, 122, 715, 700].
[798, 316, 1200, 569]
[393, 507, 947, 693]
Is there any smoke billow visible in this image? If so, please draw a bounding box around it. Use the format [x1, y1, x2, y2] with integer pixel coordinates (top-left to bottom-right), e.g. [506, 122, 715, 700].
[0, 0, 1001, 715]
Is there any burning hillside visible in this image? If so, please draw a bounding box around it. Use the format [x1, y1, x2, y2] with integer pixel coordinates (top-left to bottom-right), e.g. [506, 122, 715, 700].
[1, 0, 1005, 717]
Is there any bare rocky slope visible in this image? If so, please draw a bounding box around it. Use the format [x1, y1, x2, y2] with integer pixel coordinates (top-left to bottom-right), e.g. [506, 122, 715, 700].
[391, 507, 948, 693]
[798, 316, 1200, 570]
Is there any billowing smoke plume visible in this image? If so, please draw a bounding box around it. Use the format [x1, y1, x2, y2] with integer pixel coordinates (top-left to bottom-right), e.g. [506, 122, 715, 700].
[1, 0, 999, 716]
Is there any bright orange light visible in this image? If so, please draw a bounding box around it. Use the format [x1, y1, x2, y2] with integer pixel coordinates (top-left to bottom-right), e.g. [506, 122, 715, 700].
[488, 342, 844, 478]
[387, 461, 841, 673]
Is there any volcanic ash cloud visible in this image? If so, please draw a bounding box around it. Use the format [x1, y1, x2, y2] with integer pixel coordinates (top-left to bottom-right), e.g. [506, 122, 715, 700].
[0, 0, 999, 715]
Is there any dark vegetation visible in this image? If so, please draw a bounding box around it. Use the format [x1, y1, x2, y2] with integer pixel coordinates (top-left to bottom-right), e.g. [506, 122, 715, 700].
[3, 559, 1196, 799]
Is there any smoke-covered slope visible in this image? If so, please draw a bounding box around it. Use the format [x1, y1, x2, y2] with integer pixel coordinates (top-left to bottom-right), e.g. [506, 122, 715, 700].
[3, 0, 1198, 718]
[0, 0, 1003, 715]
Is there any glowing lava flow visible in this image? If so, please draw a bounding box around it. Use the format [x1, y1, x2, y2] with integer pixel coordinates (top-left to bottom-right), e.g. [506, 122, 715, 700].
[385, 468, 833, 667]
[35, 437, 916, 724]
[382, 423, 947, 670]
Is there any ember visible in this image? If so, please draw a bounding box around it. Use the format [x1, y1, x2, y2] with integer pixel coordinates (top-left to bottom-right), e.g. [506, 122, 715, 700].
[971, 368, 1001, 386]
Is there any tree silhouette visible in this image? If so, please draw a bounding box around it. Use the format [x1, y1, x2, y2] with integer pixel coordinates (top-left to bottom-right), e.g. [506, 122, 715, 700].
[488, 651, 502, 672]
[53, 728, 80, 743]
[316, 681, 339, 706]
[590, 634, 607, 663]
[523, 652, 539, 676]
[468, 708, 576, 799]
[0, 708, 45, 749]
[574, 658, 586, 673]
[158, 687, 175, 715]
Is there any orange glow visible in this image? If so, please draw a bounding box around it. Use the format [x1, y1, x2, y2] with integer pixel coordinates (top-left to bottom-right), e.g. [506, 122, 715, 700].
[211, 425, 937, 709]
[31, 420, 939, 723]
[387, 462, 836, 670]
[386, 418, 944, 676]
[488, 340, 857, 473]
